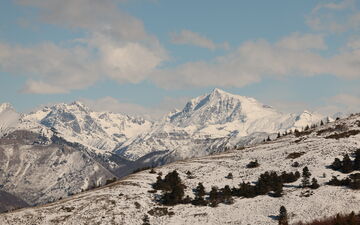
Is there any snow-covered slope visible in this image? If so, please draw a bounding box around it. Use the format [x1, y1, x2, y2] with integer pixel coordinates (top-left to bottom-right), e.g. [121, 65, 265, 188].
[117, 89, 327, 161]
[0, 103, 19, 136]
[0, 130, 120, 206]
[2, 113, 359, 225]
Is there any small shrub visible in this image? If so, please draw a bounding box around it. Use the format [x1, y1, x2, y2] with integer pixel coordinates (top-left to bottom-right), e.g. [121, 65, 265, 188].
[225, 172, 233, 179]
[134, 202, 141, 209]
[246, 160, 260, 168]
[286, 152, 305, 159]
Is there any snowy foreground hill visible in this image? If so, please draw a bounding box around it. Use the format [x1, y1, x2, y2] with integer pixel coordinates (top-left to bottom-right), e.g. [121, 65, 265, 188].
[1, 113, 360, 225]
[0, 89, 331, 209]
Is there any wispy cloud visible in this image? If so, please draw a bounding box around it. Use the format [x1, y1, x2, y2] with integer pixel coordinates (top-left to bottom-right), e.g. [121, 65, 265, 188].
[307, 0, 359, 33]
[170, 29, 229, 50]
[152, 33, 360, 89]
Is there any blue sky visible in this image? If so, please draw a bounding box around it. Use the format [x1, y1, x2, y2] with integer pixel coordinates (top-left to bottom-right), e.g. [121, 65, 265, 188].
[1, 0, 360, 118]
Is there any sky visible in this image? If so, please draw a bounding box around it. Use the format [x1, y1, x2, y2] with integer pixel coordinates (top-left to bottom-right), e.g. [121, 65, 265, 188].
[1, 0, 360, 119]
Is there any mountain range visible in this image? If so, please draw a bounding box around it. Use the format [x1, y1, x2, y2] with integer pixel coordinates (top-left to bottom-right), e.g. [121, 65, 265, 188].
[1, 108, 359, 224]
[0, 88, 331, 209]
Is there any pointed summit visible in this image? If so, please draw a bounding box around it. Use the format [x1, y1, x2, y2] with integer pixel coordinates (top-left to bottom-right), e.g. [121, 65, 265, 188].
[211, 88, 227, 95]
[169, 89, 278, 127]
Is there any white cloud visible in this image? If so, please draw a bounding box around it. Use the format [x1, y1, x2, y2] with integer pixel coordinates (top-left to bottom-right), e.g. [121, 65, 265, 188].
[307, 0, 359, 33]
[15, 0, 146, 41]
[316, 93, 360, 115]
[312, 0, 355, 12]
[81, 96, 189, 120]
[152, 35, 360, 89]
[21, 80, 69, 94]
[276, 33, 327, 50]
[170, 30, 229, 50]
[0, 0, 167, 94]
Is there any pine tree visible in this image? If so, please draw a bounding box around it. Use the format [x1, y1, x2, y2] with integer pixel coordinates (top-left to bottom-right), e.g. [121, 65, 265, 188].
[342, 154, 353, 173]
[331, 158, 342, 171]
[320, 120, 324, 126]
[267, 136, 271, 141]
[209, 187, 220, 207]
[221, 185, 233, 204]
[310, 178, 320, 189]
[157, 170, 186, 205]
[278, 206, 289, 225]
[273, 182, 283, 197]
[193, 182, 207, 206]
[301, 166, 311, 187]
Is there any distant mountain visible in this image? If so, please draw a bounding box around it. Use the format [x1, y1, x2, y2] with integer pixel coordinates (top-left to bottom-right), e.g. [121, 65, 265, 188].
[20, 101, 152, 154]
[116, 88, 328, 161]
[0, 89, 333, 208]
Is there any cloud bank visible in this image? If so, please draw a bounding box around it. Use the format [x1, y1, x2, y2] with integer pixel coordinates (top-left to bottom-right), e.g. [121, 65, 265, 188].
[170, 29, 229, 50]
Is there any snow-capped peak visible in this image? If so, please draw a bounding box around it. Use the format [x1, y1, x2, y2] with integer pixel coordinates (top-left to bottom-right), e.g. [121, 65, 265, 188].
[169, 88, 279, 127]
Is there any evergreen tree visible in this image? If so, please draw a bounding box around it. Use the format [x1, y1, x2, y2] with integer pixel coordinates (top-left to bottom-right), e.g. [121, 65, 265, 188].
[349, 173, 360, 190]
[155, 170, 186, 205]
[221, 185, 233, 204]
[294, 129, 300, 137]
[310, 178, 320, 189]
[239, 182, 256, 198]
[328, 176, 341, 186]
[342, 154, 353, 173]
[301, 166, 311, 187]
[272, 182, 283, 197]
[278, 206, 289, 225]
[320, 120, 324, 126]
[161, 183, 185, 205]
[266, 136, 271, 141]
[331, 158, 342, 171]
[186, 171, 195, 179]
[209, 187, 220, 207]
[193, 183, 207, 206]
